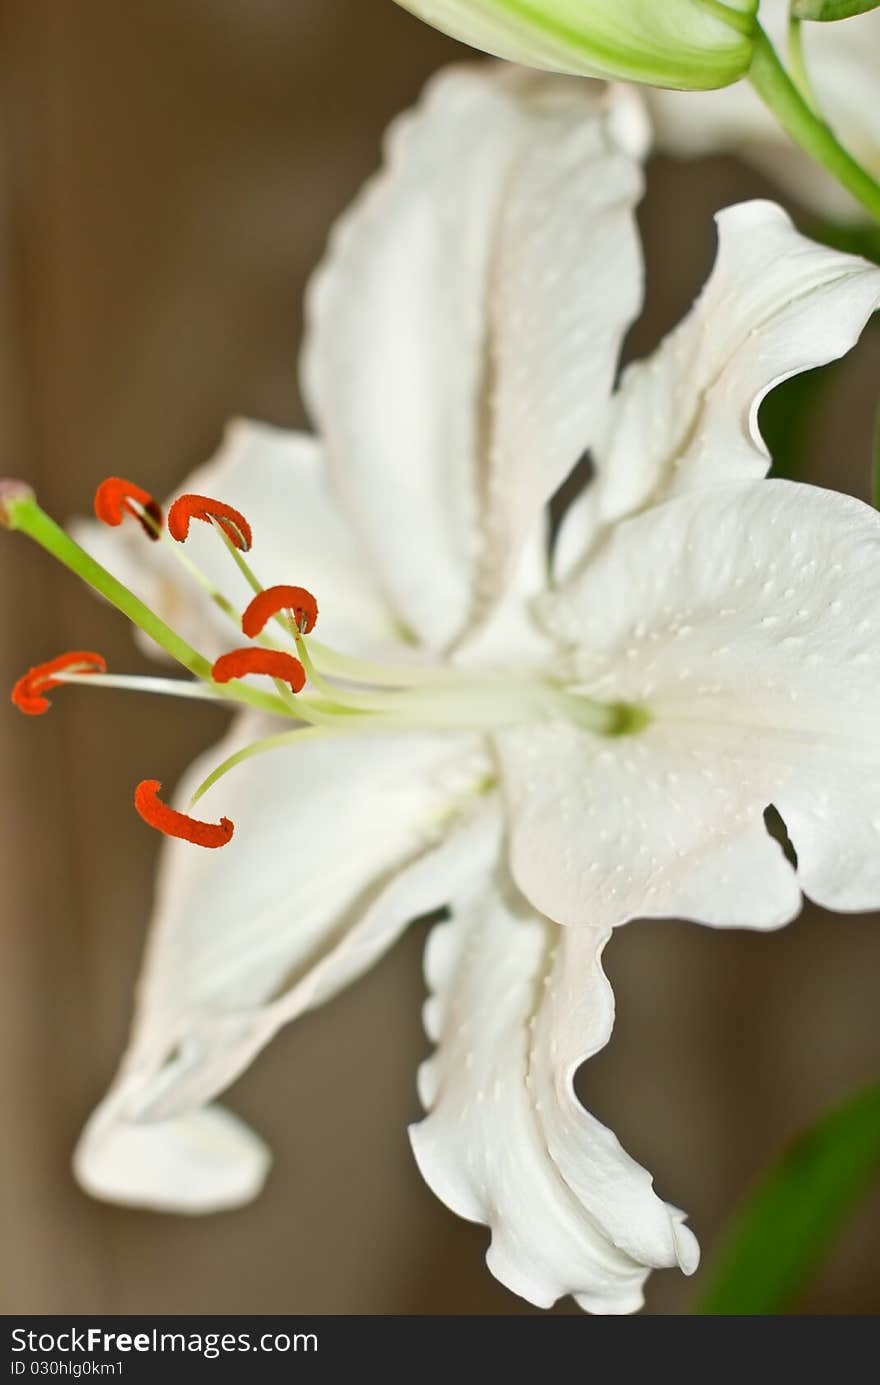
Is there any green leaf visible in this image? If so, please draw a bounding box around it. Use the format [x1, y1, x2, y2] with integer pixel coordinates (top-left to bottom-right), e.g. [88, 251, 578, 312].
[791, 1, 879, 20]
[694, 1081, 880, 1314]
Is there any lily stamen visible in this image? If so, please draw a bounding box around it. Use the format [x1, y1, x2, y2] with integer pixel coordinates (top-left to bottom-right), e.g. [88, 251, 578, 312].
[12, 650, 107, 716]
[237, 582, 342, 704]
[53, 671, 266, 705]
[134, 779, 234, 848]
[241, 585, 319, 638]
[99, 478, 264, 635]
[168, 494, 253, 552]
[94, 477, 163, 541]
[212, 648, 307, 695]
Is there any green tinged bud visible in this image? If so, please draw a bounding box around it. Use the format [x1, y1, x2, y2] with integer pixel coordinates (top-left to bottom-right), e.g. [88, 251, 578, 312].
[395, 0, 759, 90]
[791, 1, 878, 19]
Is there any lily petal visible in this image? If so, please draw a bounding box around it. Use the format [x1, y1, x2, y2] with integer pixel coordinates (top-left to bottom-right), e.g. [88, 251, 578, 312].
[75, 713, 492, 1210]
[302, 65, 644, 651]
[74, 1103, 271, 1215]
[73, 420, 403, 659]
[411, 868, 697, 1313]
[500, 718, 802, 930]
[507, 480, 880, 927]
[452, 513, 554, 668]
[555, 200, 880, 576]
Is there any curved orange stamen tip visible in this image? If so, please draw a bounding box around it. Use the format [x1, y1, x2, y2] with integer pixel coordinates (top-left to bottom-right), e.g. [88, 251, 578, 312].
[11, 650, 107, 716]
[94, 477, 162, 540]
[167, 494, 253, 551]
[212, 648, 306, 694]
[242, 585, 318, 638]
[134, 779, 234, 849]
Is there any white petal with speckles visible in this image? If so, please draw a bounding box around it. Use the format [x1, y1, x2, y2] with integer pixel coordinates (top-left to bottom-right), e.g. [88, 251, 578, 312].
[507, 480, 880, 926]
[411, 864, 697, 1313]
[302, 65, 643, 649]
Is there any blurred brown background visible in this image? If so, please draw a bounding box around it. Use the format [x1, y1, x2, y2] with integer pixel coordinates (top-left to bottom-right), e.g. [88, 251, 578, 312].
[0, 0, 878, 1316]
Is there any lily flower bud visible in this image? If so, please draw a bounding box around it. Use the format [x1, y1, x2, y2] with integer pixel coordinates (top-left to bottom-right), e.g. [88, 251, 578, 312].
[394, 0, 759, 90]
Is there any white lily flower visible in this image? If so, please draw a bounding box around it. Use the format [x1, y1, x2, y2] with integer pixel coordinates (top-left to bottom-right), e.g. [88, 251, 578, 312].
[10, 65, 880, 1313]
[647, 0, 880, 219]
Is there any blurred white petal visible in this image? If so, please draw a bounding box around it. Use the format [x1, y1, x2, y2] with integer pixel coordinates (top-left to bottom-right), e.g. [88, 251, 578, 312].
[74, 1104, 270, 1215]
[302, 65, 643, 649]
[75, 713, 492, 1210]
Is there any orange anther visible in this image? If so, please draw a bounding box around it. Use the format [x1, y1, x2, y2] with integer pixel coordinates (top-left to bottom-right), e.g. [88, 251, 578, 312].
[94, 477, 162, 539]
[212, 648, 306, 694]
[241, 585, 318, 638]
[134, 779, 234, 849]
[11, 651, 107, 716]
[167, 494, 253, 551]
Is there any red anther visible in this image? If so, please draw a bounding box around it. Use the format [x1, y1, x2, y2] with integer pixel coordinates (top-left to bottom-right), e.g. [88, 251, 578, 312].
[11, 650, 107, 716]
[242, 585, 318, 638]
[134, 779, 234, 849]
[94, 477, 162, 540]
[167, 494, 253, 552]
[212, 648, 306, 694]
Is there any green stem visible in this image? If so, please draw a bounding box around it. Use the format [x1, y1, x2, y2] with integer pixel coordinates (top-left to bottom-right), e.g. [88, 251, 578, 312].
[786, 16, 818, 112]
[748, 25, 880, 223]
[14, 499, 212, 677]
